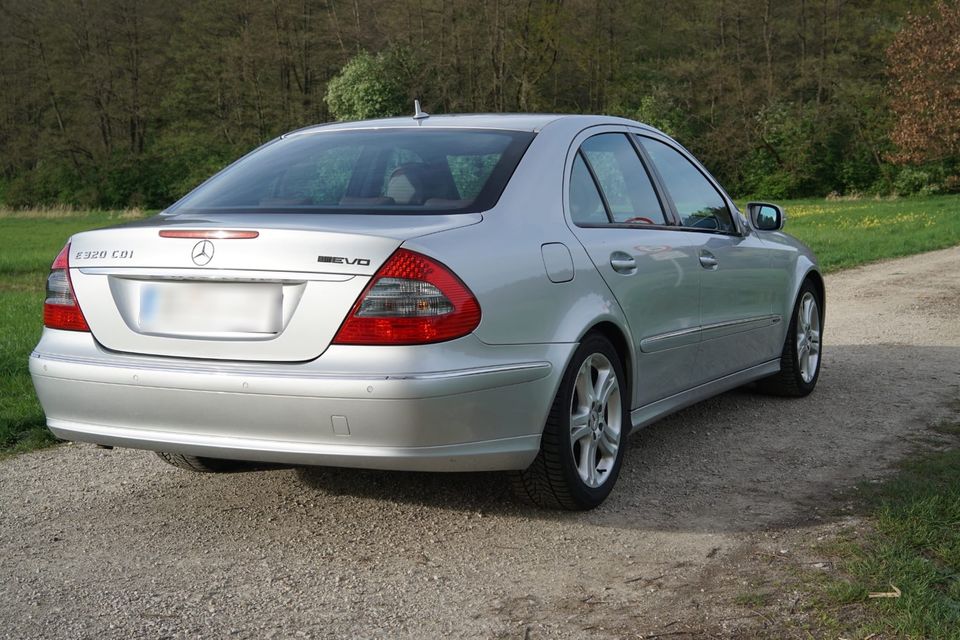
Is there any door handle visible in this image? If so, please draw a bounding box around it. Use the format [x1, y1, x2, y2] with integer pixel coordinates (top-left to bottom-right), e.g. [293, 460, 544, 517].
[610, 251, 637, 274]
[699, 250, 719, 270]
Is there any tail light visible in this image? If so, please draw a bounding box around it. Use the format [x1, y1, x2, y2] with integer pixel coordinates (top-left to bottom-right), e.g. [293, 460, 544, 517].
[43, 243, 89, 332]
[333, 249, 481, 345]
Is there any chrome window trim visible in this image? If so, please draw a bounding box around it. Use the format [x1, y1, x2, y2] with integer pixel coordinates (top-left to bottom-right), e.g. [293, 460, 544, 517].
[575, 223, 678, 232]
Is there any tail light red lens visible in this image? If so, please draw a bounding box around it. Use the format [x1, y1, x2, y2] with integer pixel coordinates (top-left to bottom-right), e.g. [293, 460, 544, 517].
[43, 243, 89, 332]
[333, 249, 481, 345]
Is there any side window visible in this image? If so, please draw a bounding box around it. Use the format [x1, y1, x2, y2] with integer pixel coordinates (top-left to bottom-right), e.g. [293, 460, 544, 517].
[638, 137, 735, 232]
[569, 154, 608, 225]
[580, 134, 666, 225]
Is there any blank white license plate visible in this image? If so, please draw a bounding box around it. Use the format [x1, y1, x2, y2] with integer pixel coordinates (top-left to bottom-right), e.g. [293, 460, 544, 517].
[139, 281, 282, 335]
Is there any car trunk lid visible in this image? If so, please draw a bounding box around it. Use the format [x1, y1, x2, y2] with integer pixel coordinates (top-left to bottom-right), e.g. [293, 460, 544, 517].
[67, 213, 480, 361]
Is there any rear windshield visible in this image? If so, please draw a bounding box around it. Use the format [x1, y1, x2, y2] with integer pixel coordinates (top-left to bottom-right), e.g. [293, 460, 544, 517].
[168, 128, 535, 215]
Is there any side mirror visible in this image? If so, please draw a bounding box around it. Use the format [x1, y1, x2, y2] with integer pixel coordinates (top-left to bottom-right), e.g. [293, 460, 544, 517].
[747, 202, 785, 231]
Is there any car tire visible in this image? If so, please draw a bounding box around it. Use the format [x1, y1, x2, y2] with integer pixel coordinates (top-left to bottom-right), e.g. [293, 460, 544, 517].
[512, 334, 629, 510]
[757, 280, 823, 397]
[155, 452, 249, 473]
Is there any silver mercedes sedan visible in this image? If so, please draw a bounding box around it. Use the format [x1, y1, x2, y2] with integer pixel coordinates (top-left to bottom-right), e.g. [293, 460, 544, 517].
[30, 113, 823, 510]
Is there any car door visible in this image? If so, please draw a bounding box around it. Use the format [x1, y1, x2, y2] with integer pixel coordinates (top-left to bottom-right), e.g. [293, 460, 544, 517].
[565, 129, 704, 407]
[636, 134, 782, 384]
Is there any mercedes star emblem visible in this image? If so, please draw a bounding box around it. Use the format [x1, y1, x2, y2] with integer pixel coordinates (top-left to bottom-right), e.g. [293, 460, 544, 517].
[191, 239, 215, 266]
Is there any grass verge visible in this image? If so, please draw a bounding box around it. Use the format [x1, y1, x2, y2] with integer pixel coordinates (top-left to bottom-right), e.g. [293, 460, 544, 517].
[810, 421, 960, 638]
[0, 209, 149, 456]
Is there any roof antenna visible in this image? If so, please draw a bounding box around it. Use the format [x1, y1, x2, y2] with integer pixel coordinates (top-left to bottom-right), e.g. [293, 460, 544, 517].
[413, 99, 429, 122]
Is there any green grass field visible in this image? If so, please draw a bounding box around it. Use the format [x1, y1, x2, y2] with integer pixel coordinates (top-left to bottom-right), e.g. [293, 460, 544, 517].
[0, 209, 149, 455]
[1, 195, 960, 455]
[774, 196, 960, 271]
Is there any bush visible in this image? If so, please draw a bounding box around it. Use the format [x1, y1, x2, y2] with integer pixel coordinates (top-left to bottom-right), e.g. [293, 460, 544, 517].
[630, 94, 686, 139]
[2, 163, 88, 208]
[893, 166, 943, 197]
[325, 50, 411, 121]
[749, 170, 801, 201]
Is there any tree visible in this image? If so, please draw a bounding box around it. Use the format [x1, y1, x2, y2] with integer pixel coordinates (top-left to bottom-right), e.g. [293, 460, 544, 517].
[324, 49, 410, 121]
[887, 1, 960, 165]
[0, 0, 944, 207]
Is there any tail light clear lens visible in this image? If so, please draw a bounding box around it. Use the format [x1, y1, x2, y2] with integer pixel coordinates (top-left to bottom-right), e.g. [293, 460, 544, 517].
[333, 249, 481, 345]
[43, 243, 89, 332]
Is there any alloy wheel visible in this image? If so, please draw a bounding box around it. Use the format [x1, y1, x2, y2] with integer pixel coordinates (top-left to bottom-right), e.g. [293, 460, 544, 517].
[796, 291, 821, 383]
[569, 353, 622, 488]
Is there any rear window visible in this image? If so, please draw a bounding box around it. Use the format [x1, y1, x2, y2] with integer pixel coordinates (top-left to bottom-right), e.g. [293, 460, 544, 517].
[168, 129, 535, 215]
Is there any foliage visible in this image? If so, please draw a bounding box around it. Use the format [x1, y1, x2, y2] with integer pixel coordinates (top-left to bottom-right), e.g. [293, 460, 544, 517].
[893, 167, 944, 197]
[0, 0, 950, 209]
[615, 92, 686, 140]
[325, 50, 412, 121]
[887, 1, 960, 165]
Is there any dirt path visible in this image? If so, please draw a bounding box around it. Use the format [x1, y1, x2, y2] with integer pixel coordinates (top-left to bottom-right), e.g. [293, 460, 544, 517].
[2, 247, 959, 639]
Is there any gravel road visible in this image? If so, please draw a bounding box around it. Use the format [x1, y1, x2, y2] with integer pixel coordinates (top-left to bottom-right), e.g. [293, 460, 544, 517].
[3, 246, 959, 639]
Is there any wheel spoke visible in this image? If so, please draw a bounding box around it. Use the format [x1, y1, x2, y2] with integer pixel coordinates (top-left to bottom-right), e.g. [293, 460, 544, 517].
[575, 363, 595, 407]
[586, 446, 599, 486]
[595, 368, 616, 406]
[571, 408, 590, 428]
[599, 429, 619, 457]
[578, 438, 596, 485]
[570, 419, 592, 445]
[576, 442, 588, 479]
[802, 297, 814, 328]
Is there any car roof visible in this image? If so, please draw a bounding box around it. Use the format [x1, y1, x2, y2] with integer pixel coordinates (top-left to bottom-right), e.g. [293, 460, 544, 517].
[283, 113, 662, 137]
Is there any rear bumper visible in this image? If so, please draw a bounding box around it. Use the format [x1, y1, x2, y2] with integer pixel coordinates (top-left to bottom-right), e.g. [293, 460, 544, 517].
[44, 420, 540, 472]
[30, 330, 573, 472]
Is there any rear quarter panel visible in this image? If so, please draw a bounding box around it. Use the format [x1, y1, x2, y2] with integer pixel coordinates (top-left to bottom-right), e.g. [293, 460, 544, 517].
[404, 119, 637, 398]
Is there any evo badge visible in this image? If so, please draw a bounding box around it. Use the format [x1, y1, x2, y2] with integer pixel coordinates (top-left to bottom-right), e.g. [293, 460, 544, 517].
[317, 255, 370, 266]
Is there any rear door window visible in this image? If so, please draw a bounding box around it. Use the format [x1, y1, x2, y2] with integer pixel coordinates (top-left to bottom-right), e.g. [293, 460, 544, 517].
[569, 154, 609, 225]
[578, 134, 667, 225]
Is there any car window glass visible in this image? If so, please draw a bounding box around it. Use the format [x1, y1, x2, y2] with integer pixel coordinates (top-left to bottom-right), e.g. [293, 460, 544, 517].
[447, 154, 499, 200]
[380, 148, 425, 195]
[638, 137, 735, 232]
[271, 145, 363, 205]
[580, 134, 666, 225]
[569, 154, 608, 225]
[168, 129, 534, 214]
